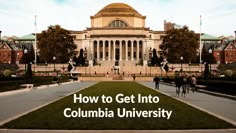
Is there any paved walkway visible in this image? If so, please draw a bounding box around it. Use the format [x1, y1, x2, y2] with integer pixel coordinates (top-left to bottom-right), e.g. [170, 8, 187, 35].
[140, 82, 236, 126]
[0, 81, 97, 126]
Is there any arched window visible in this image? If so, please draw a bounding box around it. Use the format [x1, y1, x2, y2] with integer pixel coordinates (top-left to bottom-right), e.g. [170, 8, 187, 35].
[108, 20, 128, 27]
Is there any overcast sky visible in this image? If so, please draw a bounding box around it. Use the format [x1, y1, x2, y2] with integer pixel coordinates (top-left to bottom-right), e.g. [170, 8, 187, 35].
[0, 0, 236, 37]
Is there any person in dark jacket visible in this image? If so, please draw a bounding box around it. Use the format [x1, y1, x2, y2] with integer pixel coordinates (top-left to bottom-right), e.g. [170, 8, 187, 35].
[154, 76, 160, 90]
[175, 75, 182, 97]
[133, 74, 136, 81]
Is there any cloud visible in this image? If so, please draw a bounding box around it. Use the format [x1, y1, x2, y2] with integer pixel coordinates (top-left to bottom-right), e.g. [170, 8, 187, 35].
[0, 0, 235, 37]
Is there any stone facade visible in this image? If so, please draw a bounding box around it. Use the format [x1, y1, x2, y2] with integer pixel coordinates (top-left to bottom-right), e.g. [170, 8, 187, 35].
[70, 3, 165, 64]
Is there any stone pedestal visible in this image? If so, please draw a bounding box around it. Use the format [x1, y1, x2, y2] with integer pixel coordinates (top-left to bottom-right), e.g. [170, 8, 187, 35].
[89, 60, 93, 67]
[143, 60, 147, 66]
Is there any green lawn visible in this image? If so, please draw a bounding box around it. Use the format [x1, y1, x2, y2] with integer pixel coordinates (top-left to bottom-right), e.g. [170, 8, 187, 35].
[1, 82, 235, 130]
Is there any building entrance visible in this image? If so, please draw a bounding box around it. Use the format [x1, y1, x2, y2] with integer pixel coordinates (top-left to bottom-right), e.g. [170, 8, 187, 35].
[115, 48, 119, 60]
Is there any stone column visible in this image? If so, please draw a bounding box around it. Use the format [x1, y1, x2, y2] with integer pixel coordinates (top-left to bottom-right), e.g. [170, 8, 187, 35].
[125, 41, 128, 61]
[113, 41, 116, 61]
[137, 42, 139, 61]
[97, 41, 99, 61]
[103, 41, 105, 61]
[119, 41, 122, 61]
[131, 41, 134, 61]
[143, 40, 147, 60]
[108, 41, 111, 61]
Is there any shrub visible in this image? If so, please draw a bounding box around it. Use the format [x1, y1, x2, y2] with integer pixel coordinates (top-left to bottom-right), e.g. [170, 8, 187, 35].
[224, 69, 233, 77]
[3, 70, 12, 78]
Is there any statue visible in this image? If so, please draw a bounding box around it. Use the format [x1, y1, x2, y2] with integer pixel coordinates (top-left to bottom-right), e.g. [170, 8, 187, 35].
[68, 58, 80, 77]
[68, 58, 76, 72]
[160, 58, 168, 73]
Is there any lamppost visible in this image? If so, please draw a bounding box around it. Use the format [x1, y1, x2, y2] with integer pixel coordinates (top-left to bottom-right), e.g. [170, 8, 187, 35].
[208, 48, 212, 78]
[189, 62, 191, 73]
[53, 56, 56, 72]
[150, 61, 151, 76]
[24, 49, 28, 76]
[144, 54, 147, 76]
[90, 54, 92, 76]
[85, 66, 86, 76]
[180, 56, 183, 76]
[45, 62, 48, 76]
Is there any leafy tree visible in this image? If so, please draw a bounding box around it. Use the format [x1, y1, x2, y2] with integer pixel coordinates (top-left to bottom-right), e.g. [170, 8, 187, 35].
[72, 55, 79, 66]
[37, 25, 77, 63]
[77, 49, 85, 66]
[201, 48, 216, 64]
[26, 63, 33, 79]
[20, 46, 35, 64]
[204, 63, 210, 79]
[151, 49, 159, 66]
[160, 26, 199, 63]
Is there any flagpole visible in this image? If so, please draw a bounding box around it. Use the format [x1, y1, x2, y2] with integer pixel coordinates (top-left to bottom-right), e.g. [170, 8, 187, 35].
[199, 15, 202, 72]
[34, 15, 37, 72]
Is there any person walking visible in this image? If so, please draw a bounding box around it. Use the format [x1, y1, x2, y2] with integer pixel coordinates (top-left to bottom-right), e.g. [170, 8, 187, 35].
[191, 75, 197, 93]
[174, 75, 182, 97]
[154, 76, 160, 90]
[133, 74, 136, 81]
[182, 75, 187, 97]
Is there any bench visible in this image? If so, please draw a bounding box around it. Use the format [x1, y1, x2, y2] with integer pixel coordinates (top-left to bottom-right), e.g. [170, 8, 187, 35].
[21, 84, 34, 89]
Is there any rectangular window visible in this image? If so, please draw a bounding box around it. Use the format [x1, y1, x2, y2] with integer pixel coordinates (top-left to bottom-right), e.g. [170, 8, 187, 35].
[17, 52, 20, 58]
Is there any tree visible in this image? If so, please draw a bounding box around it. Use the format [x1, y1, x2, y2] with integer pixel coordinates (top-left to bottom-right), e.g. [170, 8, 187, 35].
[20, 46, 35, 64]
[37, 25, 77, 63]
[204, 63, 210, 79]
[77, 49, 86, 66]
[26, 63, 33, 79]
[72, 55, 79, 66]
[160, 27, 199, 63]
[151, 49, 159, 66]
[201, 48, 216, 64]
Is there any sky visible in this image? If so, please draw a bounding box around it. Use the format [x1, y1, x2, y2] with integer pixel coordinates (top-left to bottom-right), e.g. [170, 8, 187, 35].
[0, 0, 236, 37]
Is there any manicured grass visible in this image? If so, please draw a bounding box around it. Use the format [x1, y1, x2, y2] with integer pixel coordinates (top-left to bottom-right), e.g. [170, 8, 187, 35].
[1, 82, 235, 130]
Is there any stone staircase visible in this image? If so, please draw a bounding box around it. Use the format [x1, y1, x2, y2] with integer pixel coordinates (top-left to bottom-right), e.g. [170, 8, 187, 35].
[76, 60, 163, 76]
[112, 74, 124, 80]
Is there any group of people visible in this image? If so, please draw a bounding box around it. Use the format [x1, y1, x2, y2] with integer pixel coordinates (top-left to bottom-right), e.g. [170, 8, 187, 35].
[175, 74, 197, 97]
[133, 73, 197, 97]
